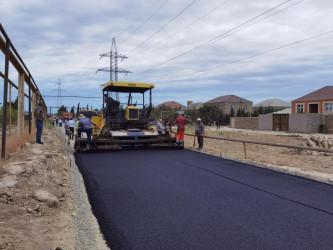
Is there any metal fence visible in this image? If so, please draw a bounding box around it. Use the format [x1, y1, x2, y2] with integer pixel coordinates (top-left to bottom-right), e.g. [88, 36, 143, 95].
[0, 23, 46, 158]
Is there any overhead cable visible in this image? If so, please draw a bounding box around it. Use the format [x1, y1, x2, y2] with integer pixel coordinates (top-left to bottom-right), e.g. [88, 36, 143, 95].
[120, 0, 169, 45]
[154, 30, 333, 83]
[138, 0, 293, 74]
[142, 0, 231, 52]
[130, 0, 199, 53]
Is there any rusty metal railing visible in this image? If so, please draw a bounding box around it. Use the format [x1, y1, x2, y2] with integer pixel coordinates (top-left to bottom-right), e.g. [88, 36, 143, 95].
[185, 133, 333, 158]
[0, 23, 46, 158]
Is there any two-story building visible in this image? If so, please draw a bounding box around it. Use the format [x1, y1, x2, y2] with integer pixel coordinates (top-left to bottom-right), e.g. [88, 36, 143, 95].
[204, 94, 253, 114]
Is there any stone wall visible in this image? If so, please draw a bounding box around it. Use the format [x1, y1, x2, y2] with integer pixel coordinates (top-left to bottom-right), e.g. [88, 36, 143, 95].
[258, 114, 273, 130]
[289, 114, 324, 133]
[230, 117, 258, 130]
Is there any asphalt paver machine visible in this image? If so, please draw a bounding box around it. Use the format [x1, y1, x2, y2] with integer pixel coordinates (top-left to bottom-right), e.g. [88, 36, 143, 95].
[74, 81, 180, 151]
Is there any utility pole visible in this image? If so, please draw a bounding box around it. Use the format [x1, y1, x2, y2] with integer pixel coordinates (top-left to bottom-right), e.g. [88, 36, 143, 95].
[97, 38, 131, 100]
[56, 78, 63, 107]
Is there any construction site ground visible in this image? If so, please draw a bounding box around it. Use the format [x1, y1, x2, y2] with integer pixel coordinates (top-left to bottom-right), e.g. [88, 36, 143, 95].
[0, 124, 332, 249]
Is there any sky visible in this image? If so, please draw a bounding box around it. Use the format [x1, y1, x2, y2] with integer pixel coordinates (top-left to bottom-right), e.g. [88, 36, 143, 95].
[1, 0, 333, 112]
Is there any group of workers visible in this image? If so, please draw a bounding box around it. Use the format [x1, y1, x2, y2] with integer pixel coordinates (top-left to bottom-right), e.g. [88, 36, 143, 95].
[49, 113, 97, 150]
[35, 98, 205, 150]
[157, 114, 205, 150]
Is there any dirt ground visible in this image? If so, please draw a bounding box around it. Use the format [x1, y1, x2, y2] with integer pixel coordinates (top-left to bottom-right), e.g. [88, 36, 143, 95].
[0, 126, 108, 250]
[184, 125, 333, 183]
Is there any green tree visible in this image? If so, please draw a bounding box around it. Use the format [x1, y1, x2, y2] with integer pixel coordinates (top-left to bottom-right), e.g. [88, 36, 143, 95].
[57, 105, 67, 116]
[70, 106, 75, 117]
[184, 108, 196, 123]
[230, 107, 235, 117]
[199, 105, 221, 125]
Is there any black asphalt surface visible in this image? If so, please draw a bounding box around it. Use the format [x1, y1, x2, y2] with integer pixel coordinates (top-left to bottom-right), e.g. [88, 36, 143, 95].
[75, 149, 333, 250]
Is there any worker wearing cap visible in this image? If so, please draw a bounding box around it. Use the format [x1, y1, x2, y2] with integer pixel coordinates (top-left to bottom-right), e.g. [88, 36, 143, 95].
[195, 118, 205, 150]
[34, 101, 44, 144]
[77, 115, 98, 150]
[172, 114, 189, 145]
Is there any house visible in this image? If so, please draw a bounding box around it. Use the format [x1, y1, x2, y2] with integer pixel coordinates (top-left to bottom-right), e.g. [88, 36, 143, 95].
[156, 101, 186, 111]
[253, 98, 291, 112]
[204, 94, 253, 114]
[292, 86, 333, 114]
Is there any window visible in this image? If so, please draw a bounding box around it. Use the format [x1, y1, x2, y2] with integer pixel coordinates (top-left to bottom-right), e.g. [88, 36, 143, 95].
[324, 103, 333, 111]
[243, 104, 248, 111]
[296, 104, 304, 113]
[230, 104, 235, 110]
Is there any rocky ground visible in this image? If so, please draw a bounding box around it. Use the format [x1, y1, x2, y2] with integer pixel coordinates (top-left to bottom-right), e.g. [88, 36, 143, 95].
[0, 126, 108, 250]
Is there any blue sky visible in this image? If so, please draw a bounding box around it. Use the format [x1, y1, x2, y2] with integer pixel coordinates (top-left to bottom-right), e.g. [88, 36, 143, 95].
[1, 0, 333, 111]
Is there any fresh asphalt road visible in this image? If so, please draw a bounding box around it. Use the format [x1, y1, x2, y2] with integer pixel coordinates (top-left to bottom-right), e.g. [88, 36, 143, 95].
[75, 149, 333, 250]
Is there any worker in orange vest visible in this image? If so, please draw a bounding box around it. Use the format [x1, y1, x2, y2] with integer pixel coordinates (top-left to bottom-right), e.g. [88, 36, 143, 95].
[172, 114, 189, 146]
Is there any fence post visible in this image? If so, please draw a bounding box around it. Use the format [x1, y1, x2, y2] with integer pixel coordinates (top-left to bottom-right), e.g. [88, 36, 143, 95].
[243, 142, 247, 159]
[17, 72, 25, 137]
[9, 83, 12, 136]
[28, 86, 31, 134]
[1, 40, 10, 159]
[31, 92, 36, 129]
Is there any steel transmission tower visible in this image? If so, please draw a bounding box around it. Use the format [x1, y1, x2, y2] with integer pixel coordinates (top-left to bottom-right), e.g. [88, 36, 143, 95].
[56, 78, 63, 107]
[97, 38, 131, 99]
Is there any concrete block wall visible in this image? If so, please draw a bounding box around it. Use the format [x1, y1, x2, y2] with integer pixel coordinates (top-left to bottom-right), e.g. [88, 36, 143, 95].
[230, 117, 258, 130]
[325, 115, 333, 133]
[258, 114, 273, 130]
[289, 114, 324, 133]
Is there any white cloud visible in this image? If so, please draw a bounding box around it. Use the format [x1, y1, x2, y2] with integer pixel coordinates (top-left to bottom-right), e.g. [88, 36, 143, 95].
[1, 0, 332, 109]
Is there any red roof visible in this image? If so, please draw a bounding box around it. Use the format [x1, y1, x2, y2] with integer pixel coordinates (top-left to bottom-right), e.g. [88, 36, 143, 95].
[62, 112, 73, 118]
[156, 101, 186, 110]
[293, 86, 333, 102]
[205, 94, 252, 104]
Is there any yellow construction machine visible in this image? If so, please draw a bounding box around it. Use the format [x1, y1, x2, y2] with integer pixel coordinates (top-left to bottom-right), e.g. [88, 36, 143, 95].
[74, 81, 180, 151]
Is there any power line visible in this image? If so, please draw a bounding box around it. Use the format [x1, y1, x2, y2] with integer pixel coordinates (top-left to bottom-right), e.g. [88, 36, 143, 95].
[44, 95, 101, 99]
[154, 29, 333, 83]
[130, 0, 199, 53]
[141, 0, 231, 52]
[138, 0, 293, 74]
[116, 0, 166, 42]
[120, 0, 169, 46]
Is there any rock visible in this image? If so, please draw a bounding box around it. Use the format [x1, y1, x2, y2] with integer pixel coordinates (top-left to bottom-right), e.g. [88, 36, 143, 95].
[306, 138, 316, 147]
[328, 140, 333, 147]
[27, 207, 32, 213]
[62, 156, 68, 160]
[45, 153, 53, 158]
[324, 152, 333, 157]
[322, 141, 329, 149]
[310, 135, 316, 141]
[4, 162, 26, 175]
[0, 176, 17, 188]
[33, 190, 59, 207]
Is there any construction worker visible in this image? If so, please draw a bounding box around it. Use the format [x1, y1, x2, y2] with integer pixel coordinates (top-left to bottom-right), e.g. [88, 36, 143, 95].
[195, 118, 205, 150]
[157, 119, 163, 136]
[66, 118, 76, 140]
[172, 114, 189, 145]
[34, 101, 44, 144]
[77, 115, 98, 150]
[75, 114, 84, 138]
[164, 118, 171, 135]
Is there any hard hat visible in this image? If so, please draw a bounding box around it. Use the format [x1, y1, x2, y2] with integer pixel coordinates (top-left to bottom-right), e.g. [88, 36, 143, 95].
[197, 118, 201, 121]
